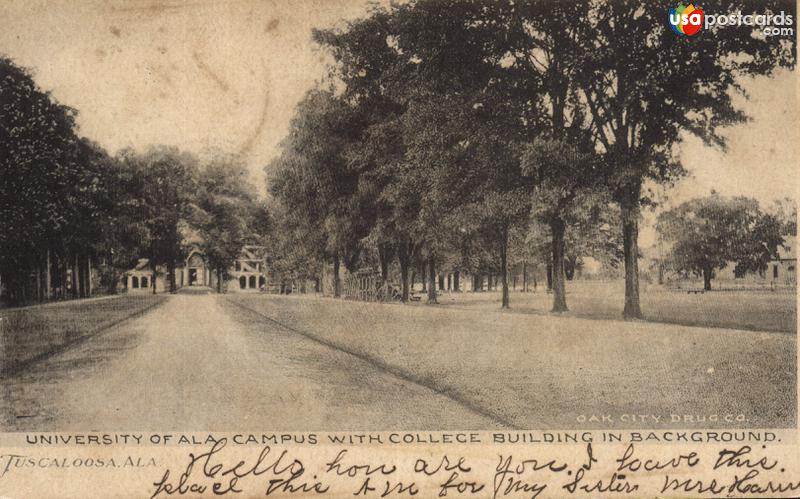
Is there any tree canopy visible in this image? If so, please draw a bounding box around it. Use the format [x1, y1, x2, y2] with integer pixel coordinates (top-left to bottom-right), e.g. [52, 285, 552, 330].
[657, 193, 788, 290]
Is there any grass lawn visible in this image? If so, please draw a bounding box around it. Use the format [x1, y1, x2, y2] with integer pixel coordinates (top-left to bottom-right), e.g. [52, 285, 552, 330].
[0, 294, 166, 375]
[225, 292, 796, 429]
[428, 280, 797, 333]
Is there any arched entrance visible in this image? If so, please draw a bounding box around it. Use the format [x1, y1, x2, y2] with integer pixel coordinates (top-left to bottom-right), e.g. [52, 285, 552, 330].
[186, 251, 207, 286]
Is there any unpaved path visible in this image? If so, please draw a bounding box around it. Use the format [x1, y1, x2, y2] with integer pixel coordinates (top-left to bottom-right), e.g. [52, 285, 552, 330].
[2, 294, 498, 430]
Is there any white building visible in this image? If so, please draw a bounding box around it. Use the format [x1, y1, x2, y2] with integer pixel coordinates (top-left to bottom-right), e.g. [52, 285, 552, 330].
[126, 245, 268, 293]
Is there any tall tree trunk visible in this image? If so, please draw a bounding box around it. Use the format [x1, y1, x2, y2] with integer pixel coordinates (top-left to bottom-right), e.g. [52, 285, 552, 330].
[420, 262, 427, 292]
[78, 256, 85, 298]
[621, 191, 643, 319]
[453, 270, 460, 292]
[398, 240, 412, 303]
[36, 263, 42, 302]
[45, 248, 52, 300]
[702, 265, 713, 291]
[84, 256, 90, 296]
[522, 261, 527, 292]
[72, 254, 79, 299]
[77, 257, 83, 298]
[167, 259, 177, 293]
[427, 255, 437, 304]
[550, 217, 568, 312]
[76, 255, 83, 298]
[81, 255, 89, 298]
[61, 256, 68, 300]
[332, 254, 341, 298]
[217, 269, 223, 293]
[501, 225, 510, 309]
[378, 243, 394, 283]
[379, 255, 389, 283]
[546, 264, 553, 291]
[438, 274, 444, 291]
[399, 258, 410, 302]
[86, 256, 93, 297]
[152, 270, 157, 294]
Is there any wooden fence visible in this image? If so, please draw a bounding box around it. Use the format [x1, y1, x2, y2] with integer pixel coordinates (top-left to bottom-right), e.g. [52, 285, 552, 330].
[342, 271, 396, 302]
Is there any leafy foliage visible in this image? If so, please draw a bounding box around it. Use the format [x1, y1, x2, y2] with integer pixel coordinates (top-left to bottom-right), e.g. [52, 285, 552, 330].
[657, 194, 786, 289]
[194, 154, 259, 292]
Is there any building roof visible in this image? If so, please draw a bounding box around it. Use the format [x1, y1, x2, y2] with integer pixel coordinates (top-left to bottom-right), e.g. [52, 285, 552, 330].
[778, 240, 797, 260]
[128, 245, 268, 273]
[132, 258, 150, 271]
[240, 245, 267, 260]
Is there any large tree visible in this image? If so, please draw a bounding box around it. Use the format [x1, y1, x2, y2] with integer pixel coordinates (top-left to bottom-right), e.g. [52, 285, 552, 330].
[769, 197, 798, 237]
[520, 138, 602, 311]
[573, 0, 795, 317]
[316, 0, 534, 306]
[268, 90, 370, 297]
[293, 0, 794, 316]
[66, 139, 131, 298]
[0, 57, 112, 304]
[503, 1, 603, 311]
[657, 194, 784, 290]
[92, 152, 151, 294]
[194, 153, 258, 293]
[118, 146, 198, 293]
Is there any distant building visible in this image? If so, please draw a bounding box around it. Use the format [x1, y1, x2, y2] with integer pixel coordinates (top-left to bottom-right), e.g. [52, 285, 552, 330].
[637, 234, 797, 288]
[126, 258, 158, 292]
[674, 237, 797, 286]
[230, 245, 268, 292]
[126, 245, 269, 293]
[766, 242, 796, 285]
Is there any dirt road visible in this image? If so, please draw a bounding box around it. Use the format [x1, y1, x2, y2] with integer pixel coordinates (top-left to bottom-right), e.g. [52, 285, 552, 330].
[2, 293, 499, 430]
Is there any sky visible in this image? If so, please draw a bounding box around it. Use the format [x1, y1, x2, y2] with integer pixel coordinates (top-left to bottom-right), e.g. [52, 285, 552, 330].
[1, 0, 797, 238]
[0, 0, 375, 189]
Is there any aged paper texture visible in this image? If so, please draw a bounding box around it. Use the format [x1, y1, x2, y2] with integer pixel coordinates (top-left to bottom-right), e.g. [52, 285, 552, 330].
[0, 0, 798, 497]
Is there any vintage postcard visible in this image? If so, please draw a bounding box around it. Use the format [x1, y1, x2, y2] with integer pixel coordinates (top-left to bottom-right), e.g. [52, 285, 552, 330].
[0, 0, 797, 497]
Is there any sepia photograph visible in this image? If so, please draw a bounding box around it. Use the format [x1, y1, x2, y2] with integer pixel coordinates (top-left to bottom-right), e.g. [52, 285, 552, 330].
[0, 0, 797, 440]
